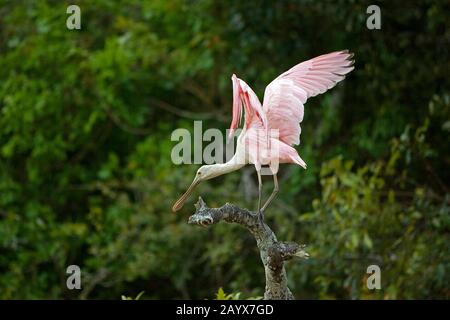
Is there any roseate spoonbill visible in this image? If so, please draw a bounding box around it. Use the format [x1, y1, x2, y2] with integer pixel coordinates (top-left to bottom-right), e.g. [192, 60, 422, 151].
[173, 50, 354, 214]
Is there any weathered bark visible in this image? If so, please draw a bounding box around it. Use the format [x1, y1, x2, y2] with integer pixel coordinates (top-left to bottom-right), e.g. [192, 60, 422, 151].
[188, 197, 309, 300]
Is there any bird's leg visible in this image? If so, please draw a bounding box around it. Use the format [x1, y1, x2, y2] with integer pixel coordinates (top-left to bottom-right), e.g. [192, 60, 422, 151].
[256, 169, 263, 219]
[261, 174, 279, 212]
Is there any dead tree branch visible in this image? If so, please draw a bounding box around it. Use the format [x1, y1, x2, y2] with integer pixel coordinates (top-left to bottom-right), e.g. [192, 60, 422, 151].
[188, 197, 309, 300]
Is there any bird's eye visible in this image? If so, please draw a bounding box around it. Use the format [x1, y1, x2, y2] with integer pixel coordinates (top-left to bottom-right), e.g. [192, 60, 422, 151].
[197, 172, 201, 175]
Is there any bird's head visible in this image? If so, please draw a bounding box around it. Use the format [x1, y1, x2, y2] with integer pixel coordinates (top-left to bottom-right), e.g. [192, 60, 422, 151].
[172, 165, 218, 212]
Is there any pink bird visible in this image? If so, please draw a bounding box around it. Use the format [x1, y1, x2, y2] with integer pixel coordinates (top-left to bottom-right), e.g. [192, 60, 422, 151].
[173, 50, 355, 214]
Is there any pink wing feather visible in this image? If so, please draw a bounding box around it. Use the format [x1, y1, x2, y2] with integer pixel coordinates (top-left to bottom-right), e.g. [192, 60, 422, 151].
[229, 74, 267, 138]
[263, 50, 355, 146]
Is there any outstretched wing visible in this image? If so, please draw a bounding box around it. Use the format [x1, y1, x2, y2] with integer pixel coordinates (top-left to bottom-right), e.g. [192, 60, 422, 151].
[228, 74, 267, 138]
[263, 50, 354, 146]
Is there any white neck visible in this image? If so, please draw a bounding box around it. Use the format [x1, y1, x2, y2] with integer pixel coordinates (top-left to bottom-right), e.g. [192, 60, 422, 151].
[208, 154, 245, 179]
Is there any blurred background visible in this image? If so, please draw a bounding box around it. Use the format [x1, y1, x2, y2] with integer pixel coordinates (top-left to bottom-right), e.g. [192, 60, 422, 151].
[0, 0, 449, 299]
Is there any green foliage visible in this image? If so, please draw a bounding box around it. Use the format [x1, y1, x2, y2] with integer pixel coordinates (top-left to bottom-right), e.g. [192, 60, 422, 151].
[215, 287, 262, 300]
[0, 0, 448, 299]
[121, 291, 145, 300]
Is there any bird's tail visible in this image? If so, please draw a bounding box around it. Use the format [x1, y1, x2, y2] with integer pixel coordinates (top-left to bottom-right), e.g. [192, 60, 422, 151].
[291, 154, 307, 169]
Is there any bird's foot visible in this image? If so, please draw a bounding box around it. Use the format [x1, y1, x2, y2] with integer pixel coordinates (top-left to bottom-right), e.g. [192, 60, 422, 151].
[257, 209, 265, 222]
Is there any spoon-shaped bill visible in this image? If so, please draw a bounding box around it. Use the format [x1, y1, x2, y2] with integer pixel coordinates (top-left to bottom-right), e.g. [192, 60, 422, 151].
[172, 177, 201, 212]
